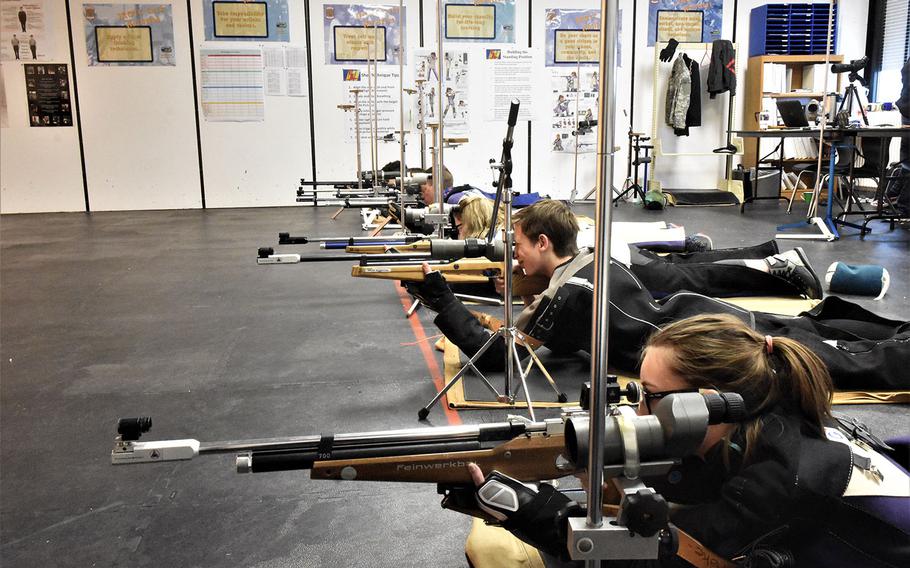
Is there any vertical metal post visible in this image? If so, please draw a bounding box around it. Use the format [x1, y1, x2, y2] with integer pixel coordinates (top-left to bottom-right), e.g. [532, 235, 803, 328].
[354, 90, 363, 191]
[372, 24, 381, 190]
[367, 37, 377, 188]
[435, 0, 446, 239]
[399, 0, 407, 228]
[586, 0, 619, 545]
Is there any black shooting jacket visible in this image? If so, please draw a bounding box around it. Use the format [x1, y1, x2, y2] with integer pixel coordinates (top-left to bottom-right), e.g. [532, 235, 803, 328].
[433, 250, 910, 391]
[647, 406, 910, 565]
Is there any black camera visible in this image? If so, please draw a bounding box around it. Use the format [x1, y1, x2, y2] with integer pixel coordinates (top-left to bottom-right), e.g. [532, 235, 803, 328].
[830, 56, 868, 75]
[831, 56, 868, 86]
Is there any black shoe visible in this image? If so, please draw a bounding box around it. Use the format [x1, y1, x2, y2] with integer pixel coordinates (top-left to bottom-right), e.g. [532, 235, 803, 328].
[684, 233, 714, 252]
[765, 247, 823, 299]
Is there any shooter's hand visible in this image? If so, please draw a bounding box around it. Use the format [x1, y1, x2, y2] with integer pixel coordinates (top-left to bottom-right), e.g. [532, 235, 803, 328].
[403, 263, 457, 312]
[463, 464, 583, 560]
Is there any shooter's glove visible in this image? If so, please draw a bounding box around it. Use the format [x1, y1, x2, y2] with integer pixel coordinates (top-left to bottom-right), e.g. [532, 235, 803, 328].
[659, 38, 679, 62]
[404, 270, 457, 313]
[470, 470, 583, 560]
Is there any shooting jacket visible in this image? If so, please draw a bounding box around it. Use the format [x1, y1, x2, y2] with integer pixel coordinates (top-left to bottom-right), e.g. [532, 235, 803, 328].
[647, 407, 910, 565]
[707, 39, 736, 99]
[433, 250, 910, 390]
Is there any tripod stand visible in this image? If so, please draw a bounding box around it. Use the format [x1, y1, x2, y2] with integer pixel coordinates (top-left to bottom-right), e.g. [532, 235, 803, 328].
[613, 131, 650, 204]
[836, 79, 869, 127]
[419, 100, 564, 421]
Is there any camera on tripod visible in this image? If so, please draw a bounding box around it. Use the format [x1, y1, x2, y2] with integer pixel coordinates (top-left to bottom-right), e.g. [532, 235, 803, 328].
[831, 56, 868, 86]
[830, 56, 870, 126]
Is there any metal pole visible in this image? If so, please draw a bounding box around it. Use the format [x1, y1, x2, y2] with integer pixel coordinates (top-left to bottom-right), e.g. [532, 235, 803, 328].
[586, 0, 619, 543]
[399, 0, 407, 231]
[573, 58, 583, 201]
[435, 0, 446, 239]
[418, 80, 427, 169]
[372, 24, 381, 190]
[354, 90, 363, 191]
[367, 39, 377, 189]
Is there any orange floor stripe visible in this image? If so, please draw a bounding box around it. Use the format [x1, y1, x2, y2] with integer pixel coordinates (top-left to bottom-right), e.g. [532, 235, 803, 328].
[395, 282, 462, 425]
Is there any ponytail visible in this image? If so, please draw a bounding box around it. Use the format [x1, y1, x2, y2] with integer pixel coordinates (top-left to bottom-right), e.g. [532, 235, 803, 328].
[644, 314, 834, 461]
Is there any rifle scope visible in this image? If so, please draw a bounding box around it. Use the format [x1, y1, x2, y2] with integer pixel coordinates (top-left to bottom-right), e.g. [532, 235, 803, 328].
[430, 238, 506, 261]
[565, 392, 746, 466]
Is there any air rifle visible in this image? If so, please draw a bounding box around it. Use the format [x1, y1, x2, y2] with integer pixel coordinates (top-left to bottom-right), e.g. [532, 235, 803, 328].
[110, 390, 743, 565]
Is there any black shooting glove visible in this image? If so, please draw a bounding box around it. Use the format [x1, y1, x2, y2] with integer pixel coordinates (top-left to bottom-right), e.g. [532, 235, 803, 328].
[466, 470, 583, 560]
[404, 270, 457, 312]
[659, 38, 679, 62]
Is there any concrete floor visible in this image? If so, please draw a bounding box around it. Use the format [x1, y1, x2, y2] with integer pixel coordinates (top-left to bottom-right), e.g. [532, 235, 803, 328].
[1, 201, 908, 567]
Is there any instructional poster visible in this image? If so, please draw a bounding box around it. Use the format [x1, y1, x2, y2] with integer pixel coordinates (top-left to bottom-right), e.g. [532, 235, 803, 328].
[414, 48, 468, 138]
[342, 67, 401, 145]
[82, 4, 175, 66]
[0, 1, 53, 61]
[549, 66, 598, 153]
[200, 48, 264, 122]
[203, 0, 289, 42]
[647, 0, 722, 46]
[483, 47, 535, 122]
[24, 63, 72, 127]
[444, 0, 514, 44]
[323, 4, 405, 66]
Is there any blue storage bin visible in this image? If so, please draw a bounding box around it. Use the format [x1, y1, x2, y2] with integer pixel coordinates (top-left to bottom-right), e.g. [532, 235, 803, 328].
[750, 3, 837, 56]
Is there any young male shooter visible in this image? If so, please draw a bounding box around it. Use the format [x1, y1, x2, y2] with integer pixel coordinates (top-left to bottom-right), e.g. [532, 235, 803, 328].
[407, 200, 909, 390]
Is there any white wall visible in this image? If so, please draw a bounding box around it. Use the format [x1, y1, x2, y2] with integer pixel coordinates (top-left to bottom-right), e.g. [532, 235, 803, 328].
[70, 0, 201, 211]
[528, 0, 632, 200]
[192, 0, 312, 208]
[0, 1, 877, 213]
[0, 2, 85, 213]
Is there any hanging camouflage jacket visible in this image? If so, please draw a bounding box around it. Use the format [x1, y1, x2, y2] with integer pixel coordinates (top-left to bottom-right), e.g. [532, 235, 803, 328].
[665, 54, 691, 130]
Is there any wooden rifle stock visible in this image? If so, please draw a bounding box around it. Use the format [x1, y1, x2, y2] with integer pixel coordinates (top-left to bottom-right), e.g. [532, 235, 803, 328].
[311, 431, 569, 483]
[351, 258, 502, 284]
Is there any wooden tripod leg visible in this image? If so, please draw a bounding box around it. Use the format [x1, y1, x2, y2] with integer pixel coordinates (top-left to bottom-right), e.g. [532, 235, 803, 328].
[331, 207, 345, 220]
[369, 215, 392, 236]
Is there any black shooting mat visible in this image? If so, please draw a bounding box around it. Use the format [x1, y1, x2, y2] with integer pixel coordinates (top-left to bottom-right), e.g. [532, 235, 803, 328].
[456, 343, 595, 407]
[665, 189, 741, 206]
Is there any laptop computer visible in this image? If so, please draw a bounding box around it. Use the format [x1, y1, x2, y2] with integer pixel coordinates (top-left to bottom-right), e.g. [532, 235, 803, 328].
[776, 99, 810, 128]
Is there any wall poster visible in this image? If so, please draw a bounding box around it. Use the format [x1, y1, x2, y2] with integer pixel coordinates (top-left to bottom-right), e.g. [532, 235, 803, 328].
[0, 1, 54, 61]
[414, 48, 469, 138]
[483, 47, 535, 122]
[656, 10, 703, 43]
[82, 4, 175, 66]
[342, 66, 402, 144]
[443, 0, 514, 43]
[323, 4, 405, 66]
[203, 0, 289, 42]
[200, 48, 264, 122]
[545, 9, 602, 154]
[647, 0, 722, 46]
[24, 63, 72, 127]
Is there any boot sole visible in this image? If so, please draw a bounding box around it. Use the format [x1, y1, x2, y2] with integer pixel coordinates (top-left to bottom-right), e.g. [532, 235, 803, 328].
[793, 247, 823, 299]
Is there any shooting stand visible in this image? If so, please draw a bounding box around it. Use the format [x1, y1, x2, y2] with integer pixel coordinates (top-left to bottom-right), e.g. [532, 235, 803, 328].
[419, 100, 564, 422]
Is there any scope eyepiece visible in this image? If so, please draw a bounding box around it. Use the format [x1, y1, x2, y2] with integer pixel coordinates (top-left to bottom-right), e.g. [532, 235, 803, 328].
[118, 417, 152, 441]
[702, 392, 746, 424]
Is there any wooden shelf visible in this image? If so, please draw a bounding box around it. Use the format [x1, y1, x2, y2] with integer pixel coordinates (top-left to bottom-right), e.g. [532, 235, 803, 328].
[765, 92, 827, 98]
[751, 54, 844, 64]
[743, 54, 844, 168]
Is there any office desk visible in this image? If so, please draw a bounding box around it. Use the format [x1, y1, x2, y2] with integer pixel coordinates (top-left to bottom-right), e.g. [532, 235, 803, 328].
[735, 127, 909, 238]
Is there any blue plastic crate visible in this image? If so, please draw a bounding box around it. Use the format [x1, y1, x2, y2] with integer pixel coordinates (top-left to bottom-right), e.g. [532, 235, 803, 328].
[750, 3, 838, 56]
